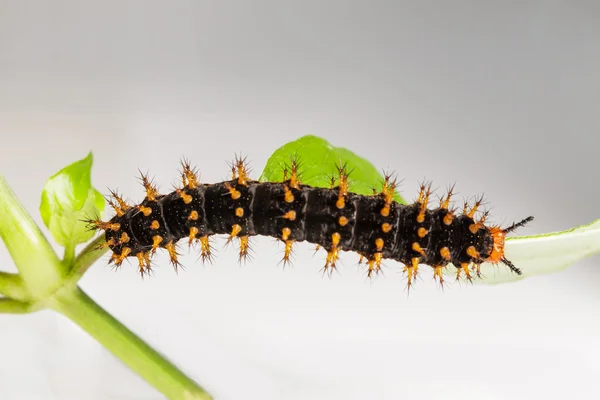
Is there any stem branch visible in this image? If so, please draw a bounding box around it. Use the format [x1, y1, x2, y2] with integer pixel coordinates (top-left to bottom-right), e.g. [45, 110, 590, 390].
[66, 235, 107, 281]
[0, 298, 35, 314]
[62, 244, 76, 268]
[0, 271, 27, 301]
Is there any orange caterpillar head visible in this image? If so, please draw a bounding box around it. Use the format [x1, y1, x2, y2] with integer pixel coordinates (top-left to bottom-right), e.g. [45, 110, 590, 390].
[487, 216, 534, 275]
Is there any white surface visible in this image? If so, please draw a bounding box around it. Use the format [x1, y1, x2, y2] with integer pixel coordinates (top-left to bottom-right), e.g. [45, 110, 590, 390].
[1, 2, 600, 399]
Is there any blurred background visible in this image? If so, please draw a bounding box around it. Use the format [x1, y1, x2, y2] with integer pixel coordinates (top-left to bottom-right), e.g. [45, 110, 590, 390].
[1, 1, 599, 399]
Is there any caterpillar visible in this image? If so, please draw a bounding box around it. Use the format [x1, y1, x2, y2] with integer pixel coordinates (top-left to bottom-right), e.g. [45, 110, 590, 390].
[88, 157, 533, 289]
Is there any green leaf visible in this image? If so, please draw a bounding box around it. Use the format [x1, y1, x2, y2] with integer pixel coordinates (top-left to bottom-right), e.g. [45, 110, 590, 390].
[40, 152, 105, 248]
[475, 218, 600, 284]
[260, 135, 405, 203]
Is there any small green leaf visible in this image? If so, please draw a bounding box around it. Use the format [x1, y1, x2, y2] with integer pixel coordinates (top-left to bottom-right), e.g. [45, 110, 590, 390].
[40, 152, 105, 247]
[260, 135, 405, 203]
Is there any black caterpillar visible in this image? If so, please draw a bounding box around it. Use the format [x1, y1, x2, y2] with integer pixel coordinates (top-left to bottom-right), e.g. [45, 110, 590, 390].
[89, 158, 533, 289]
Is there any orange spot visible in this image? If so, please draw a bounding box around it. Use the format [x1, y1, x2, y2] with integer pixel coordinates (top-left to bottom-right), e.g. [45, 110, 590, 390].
[380, 205, 390, 217]
[138, 205, 152, 216]
[225, 183, 242, 200]
[151, 235, 163, 253]
[229, 224, 242, 238]
[189, 210, 199, 220]
[443, 213, 453, 225]
[375, 238, 384, 251]
[469, 223, 480, 234]
[283, 210, 296, 220]
[418, 227, 428, 238]
[381, 222, 392, 233]
[332, 232, 341, 247]
[282, 227, 292, 241]
[412, 242, 426, 256]
[440, 246, 451, 260]
[119, 232, 130, 243]
[150, 220, 160, 230]
[336, 197, 345, 209]
[284, 186, 294, 203]
[179, 191, 193, 204]
[188, 226, 199, 245]
[339, 216, 349, 226]
[469, 212, 489, 234]
[466, 245, 480, 259]
[235, 207, 244, 217]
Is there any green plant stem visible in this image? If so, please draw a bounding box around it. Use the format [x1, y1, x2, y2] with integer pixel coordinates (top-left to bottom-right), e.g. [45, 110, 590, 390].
[66, 235, 107, 280]
[48, 286, 212, 400]
[62, 244, 76, 268]
[0, 298, 34, 313]
[0, 271, 27, 301]
[0, 175, 63, 298]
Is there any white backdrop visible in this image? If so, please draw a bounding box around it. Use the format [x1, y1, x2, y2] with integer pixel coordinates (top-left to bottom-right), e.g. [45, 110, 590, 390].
[1, 2, 599, 399]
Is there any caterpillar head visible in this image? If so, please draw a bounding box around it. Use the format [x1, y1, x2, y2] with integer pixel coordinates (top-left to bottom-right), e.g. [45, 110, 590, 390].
[488, 216, 534, 274]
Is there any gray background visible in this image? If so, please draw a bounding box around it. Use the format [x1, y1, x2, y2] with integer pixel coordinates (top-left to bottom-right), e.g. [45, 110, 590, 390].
[1, 1, 599, 399]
